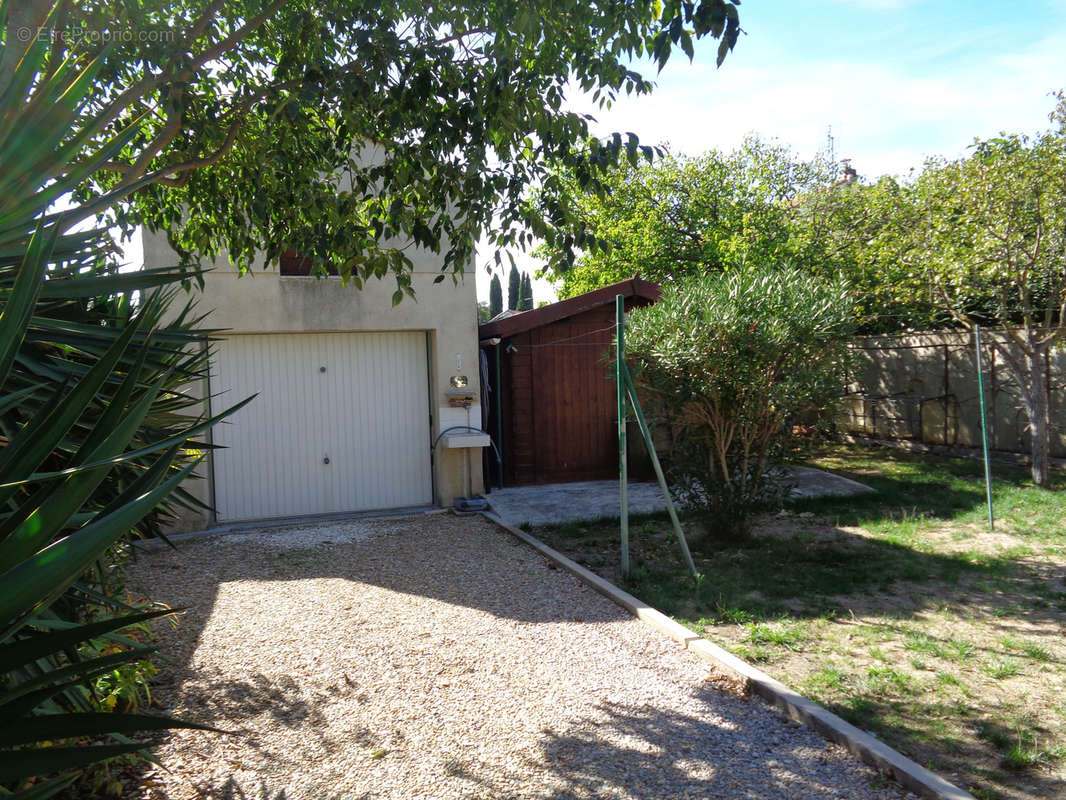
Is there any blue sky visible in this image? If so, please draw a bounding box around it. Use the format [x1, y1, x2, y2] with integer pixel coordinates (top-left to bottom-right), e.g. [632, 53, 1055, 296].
[586, 0, 1066, 177]
[481, 0, 1066, 302]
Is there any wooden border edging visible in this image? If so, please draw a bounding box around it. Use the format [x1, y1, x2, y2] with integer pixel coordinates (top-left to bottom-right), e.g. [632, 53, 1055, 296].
[482, 511, 975, 800]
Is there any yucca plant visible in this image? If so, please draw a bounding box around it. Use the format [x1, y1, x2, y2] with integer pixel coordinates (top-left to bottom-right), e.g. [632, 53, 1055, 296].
[0, 14, 245, 799]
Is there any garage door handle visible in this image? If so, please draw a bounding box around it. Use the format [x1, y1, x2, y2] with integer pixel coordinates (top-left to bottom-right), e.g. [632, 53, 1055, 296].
[323, 455, 330, 465]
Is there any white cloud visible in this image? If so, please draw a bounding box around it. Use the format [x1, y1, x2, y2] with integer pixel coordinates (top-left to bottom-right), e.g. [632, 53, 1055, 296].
[577, 30, 1066, 179]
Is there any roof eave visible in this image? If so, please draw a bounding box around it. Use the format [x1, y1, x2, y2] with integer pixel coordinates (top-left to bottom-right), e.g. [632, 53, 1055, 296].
[478, 277, 660, 339]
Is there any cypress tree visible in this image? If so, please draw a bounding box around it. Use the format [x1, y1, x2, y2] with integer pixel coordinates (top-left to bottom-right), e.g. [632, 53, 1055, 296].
[519, 273, 534, 310]
[489, 273, 503, 317]
[507, 264, 520, 310]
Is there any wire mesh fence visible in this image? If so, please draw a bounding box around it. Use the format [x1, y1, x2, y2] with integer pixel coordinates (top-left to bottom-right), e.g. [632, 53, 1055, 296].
[839, 329, 1066, 459]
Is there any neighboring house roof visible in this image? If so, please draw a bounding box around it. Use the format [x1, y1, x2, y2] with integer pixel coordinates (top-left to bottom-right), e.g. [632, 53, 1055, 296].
[478, 277, 661, 339]
[487, 308, 524, 322]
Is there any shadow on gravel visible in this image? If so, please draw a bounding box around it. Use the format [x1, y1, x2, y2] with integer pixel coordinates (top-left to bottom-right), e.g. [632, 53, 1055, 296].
[128, 515, 634, 794]
[164, 670, 323, 729]
[127, 514, 906, 799]
[143, 695, 902, 800]
[446, 696, 896, 799]
[200, 780, 361, 800]
[207, 782, 291, 800]
[131, 514, 633, 628]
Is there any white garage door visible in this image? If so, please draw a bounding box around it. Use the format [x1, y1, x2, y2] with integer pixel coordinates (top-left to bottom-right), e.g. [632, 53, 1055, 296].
[211, 331, 432, 522]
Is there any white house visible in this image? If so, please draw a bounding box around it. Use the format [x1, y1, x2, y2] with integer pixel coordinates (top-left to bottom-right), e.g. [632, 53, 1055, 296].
[143, 230, 486, 531]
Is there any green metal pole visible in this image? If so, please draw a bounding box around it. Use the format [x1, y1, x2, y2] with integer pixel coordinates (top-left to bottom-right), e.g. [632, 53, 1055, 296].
[494, 343, 503, 488]
[616, 294, 630, 577]
[975, 325, 995, 530]
[622, 363, 697, 578]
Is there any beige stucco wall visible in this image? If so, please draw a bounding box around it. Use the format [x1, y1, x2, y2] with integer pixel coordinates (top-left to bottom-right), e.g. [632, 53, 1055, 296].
[143, 229, 484, 530]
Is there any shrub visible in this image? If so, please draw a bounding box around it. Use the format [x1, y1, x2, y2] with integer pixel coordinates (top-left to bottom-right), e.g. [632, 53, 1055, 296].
[626, 266, 855, 540]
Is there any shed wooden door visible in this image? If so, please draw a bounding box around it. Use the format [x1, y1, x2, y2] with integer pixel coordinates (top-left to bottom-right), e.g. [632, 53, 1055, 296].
[211, 331, 432, 521]
[506, 308, 618, 483]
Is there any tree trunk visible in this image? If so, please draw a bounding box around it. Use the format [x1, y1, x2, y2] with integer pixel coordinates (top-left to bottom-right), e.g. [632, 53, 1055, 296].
[992, 337, 1053, 488]
[1027, 346, 1052, 487]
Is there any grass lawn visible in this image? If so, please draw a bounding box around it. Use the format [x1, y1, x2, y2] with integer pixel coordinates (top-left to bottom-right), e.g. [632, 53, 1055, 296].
[535, 443, 1066, 800]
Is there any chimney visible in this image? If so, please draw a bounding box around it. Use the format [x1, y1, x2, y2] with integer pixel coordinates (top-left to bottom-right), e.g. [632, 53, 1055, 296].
[836, 158, 858, 186]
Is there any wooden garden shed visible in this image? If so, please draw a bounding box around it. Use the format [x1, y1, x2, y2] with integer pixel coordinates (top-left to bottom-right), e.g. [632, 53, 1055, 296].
[479, 278, 660, 486]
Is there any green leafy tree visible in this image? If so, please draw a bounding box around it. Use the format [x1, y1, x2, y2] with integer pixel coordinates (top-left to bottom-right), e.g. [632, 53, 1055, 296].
[899, 99, 1066, 487]
[537, 136, 836, 297]
[519, 272, 534, 310]
[627, 267, 855, 540]
[2, 0, 742, 298]
[489, 273, 503, 317]
[789, 173, 935, 333]
[507, 263, 521, 310]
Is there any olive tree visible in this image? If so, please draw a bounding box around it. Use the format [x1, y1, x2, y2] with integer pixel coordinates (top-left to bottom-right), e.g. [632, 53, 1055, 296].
[908, 97, 1066, 487]
[535, 136, 837, 298]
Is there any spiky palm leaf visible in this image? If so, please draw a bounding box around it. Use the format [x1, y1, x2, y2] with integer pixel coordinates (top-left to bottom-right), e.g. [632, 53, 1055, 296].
[1, 9, 246, 797]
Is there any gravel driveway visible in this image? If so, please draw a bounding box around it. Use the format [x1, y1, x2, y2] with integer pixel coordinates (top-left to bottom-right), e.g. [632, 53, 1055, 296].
[129, 513, 911, 800]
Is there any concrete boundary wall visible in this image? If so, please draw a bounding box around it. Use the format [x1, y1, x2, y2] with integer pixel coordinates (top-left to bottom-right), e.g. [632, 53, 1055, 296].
[840, 329, 1065, 459]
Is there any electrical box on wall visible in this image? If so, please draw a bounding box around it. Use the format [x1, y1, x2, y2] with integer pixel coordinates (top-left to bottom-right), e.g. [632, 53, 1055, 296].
[442, 432, 491, 448]
[446, 390, 476, 408]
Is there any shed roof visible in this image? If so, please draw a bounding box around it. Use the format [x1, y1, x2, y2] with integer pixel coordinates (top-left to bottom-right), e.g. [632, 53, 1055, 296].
[478, 277, 660, 340]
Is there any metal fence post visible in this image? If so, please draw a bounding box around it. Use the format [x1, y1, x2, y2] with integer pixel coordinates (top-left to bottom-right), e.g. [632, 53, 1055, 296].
[622, 363, 697, 577]
[616, 295, 629, 577]
[975, 325, 995, 529]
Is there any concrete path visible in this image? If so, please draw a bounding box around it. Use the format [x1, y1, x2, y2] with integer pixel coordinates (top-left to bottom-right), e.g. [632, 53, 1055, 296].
[487, 467, 874, 527]
[786, 465, 877, 499]
[488, 480, 671, 527]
